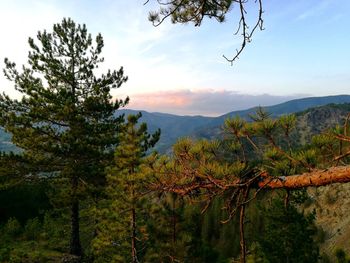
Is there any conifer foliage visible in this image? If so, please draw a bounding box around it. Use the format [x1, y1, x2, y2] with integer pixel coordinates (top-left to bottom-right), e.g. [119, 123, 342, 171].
[258, 198, 319, 263]
[146, 109, 350, 262]
[0, 18, 128, 257]
[92, 113, 159, 262]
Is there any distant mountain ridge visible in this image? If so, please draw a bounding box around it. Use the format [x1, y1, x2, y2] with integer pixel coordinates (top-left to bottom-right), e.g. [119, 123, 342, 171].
[209, 94, 350, 125]
[118, 95, 350, 152]
[116, 109, 214, 152]
[2, 95, 350, 153]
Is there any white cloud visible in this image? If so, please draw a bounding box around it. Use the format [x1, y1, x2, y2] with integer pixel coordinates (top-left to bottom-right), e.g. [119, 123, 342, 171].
[0, 0, 200, 98]
[0, 0, 65, 97]
[296, 0, 331, 21]
[1, 0, 349, 113]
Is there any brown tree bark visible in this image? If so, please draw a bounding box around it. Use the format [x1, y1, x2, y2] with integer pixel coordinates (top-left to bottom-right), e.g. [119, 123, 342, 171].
[131, 205, 137, 263]
[259, 166, 350, 189]
[156, 165, 350, 195]
[70, 200, 82, 257]
[172, 195, 177, 248]
[70, 176, 82, 257]
[239, 187, 250, 263]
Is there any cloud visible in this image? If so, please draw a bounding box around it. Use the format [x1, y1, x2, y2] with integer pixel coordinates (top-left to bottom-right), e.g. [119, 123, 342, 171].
[1, 0, 347, 105]
[123, 89, 308, 116]
[0, 0, 204, 98]
[296, 0, 331, 21]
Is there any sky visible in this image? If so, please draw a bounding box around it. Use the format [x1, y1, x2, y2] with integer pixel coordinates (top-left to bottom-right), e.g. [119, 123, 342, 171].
[0, 0, 349, 116]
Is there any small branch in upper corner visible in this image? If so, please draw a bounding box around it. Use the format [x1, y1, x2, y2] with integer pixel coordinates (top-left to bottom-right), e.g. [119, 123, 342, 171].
[223, 0, 264, 65]
[146, 0, 265, 65]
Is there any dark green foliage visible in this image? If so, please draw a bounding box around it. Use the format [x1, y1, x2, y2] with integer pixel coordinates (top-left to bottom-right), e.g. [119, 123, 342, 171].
[0, 18, 128, 256]
[335, 249, 347, 263]
[0, 246, 11, 262]
[0, 152, 33, 191]
[149, 0, 233, 26]
[0, 17, 128, 186]
[145, 195, 224, 263]
[0, 181, 51, 223]
[92, 114, 159, 262]
[334, 248, 350, 263]
[2, 217, 22, 238]
[201, 198, 241, 260]
[0, 16, 347, 263]
[144, 107, 332, 262]
[23, 217, 41, 240]
[258, 199, 319, 263]
[181, 204, 224, 263]
[0, 211, 69, 261]
[143, 194, 187, 261]
[320, 252, 331, 263]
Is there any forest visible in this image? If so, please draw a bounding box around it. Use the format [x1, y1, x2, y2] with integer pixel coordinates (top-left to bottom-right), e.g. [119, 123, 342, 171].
[0, 9, 350, 263]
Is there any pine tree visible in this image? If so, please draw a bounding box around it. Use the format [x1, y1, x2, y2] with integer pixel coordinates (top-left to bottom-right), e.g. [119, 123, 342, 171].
[258, 198, 319, 263]
[143, 193, 188, 262]
[92, 114, 159, 262]
[145, 109, 350, 262]
[0, 152, 29, 190]
[0, 18, 128, 257]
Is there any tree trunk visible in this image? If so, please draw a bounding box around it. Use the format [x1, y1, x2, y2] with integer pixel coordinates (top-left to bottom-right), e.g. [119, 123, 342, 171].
[284, 189, 290, 209]
[239, 187, 250, 263]
[259, 166, 350, 189]
[155, 166, 350, 198]
[70, 176, 82, 257]
[131, 206, 137, 263]
[70, 198, 82, 256]
[172, 194, 177, 247]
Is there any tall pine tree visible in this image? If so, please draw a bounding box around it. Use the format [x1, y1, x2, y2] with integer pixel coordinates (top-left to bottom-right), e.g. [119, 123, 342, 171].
[0, 18, 128, 257]
[92, 113, 159, 262]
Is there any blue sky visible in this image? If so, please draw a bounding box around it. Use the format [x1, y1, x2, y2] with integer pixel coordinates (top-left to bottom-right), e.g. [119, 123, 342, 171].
[0, 0, 349, 116]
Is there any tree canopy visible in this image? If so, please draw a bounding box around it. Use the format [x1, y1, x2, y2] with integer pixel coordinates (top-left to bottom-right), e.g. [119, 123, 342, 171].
[93, 114, 159, 262]
[144, 109, 350, 262]
[0, 16, 349, 263]
[0, 18, 128, 257]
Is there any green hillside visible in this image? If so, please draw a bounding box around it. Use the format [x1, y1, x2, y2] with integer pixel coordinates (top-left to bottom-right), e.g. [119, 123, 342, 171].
[119, 95, 350, 152]
[2, 99, 350, 261]
[116, 109, 214, 153]
[2, 95, 350, 154]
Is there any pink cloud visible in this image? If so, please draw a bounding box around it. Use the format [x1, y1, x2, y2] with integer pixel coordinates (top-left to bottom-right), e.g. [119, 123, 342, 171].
[129, 91, 191, 108]
[122, 89, 307, 116]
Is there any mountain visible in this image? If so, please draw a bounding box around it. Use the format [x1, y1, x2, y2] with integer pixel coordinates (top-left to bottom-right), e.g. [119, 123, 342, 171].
[193, 94, 350, 141]
[121, 95, 350, 152]
[2, 95, 350, 153]
[121, 100, 350, 258]
[293, 103, 350, 145]
[288, 102, 350, 257]
[116, 109, 214, 153]
[222, 94, 350, 118]
[2, 96, 350, 258]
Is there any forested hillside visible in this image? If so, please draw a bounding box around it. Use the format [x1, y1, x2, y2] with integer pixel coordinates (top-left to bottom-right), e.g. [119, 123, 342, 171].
[193, 101, 350, 143]
[1, 18, 350, 263]
[2, 97, 350, 154]
[122, 96, 350, 152]
[1, 102, 350, 262]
